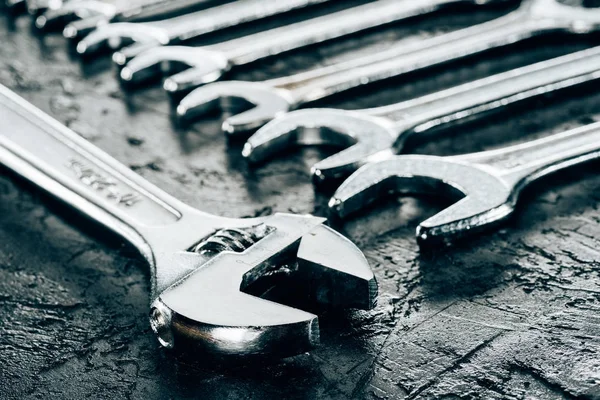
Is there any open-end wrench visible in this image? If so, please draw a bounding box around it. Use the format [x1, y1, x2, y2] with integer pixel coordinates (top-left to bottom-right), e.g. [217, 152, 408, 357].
[61, 0, 223, 41]
[0, 84, 377, 358]
[243, 46, 600, 182]
[329, 121, 600, 246]
[117, 0, 510, 89]
[175, 0, 600, 137]
[75, 0, 330, 57]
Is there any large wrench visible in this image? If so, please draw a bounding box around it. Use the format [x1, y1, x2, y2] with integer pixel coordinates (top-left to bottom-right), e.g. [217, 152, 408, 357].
[36, 0, 220, 33]
[329, 121, 600, 246]
[176, 0, 600, 137]
[243, 46, 600, 182]
[117, 0, 510, 88]
[75, 0, 330, 57]
[61, 0, 223, 42]
[0, 84, 377, 358]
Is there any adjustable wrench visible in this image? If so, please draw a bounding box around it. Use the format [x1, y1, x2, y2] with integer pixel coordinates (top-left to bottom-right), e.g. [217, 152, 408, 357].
[330, 121, 600, 246]
[75, 0, 330, 57]
[0, 84, 377, 358]
[61, 0, 223, 40]
[243, 46, 600, 182]
[176, 0, 600, 137]
[117, 0, 510, 88]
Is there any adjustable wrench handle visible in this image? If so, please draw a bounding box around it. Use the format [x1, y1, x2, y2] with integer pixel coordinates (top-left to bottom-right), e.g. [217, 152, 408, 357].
[459, 122, 600, 188]
[275, 0, 599, 105]
[216, 0, 461, 66]
[0, 85, 212, 258]
[371, 47, 600, 146]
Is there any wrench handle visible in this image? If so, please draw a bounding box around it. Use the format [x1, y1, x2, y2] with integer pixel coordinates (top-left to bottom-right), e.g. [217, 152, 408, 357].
[274, 7, 550, 104]
[374, 47, 600, 143]
[160, 0, 330, 41]
[460, 122, 600, 188]
[218, 0, 460, 65]
[0, 85, 190, 253]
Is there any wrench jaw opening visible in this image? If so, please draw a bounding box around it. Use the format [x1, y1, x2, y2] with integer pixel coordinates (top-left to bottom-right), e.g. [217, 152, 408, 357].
[243, 109, 398, 183]
[148, 213, 376, 358]
[119, 46, 228, 90]
[329, 156, 514, 247]
[76, 23, 169, 58]
[175, 81, 293, 137]
[35, 1, 115, 32]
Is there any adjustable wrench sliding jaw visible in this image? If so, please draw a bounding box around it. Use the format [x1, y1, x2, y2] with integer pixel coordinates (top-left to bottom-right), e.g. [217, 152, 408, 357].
[244, 46, 600, 182]
[117, 0, 509, 91]
[0, 85, 377, 358]
[75, 0, 330, 57]
[176, 0, 600, 137]
[330, 122, 600, 246]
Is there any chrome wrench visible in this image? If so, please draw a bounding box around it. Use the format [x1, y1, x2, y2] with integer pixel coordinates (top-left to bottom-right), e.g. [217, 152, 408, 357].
[329, 120, 600, 246]
[61, 0, 223, 40]
[75, 0, 330, 57]
[176, 0, 600, 137]
[243, 46, 600, 182]
[117, 0, 510, 87]
[0, 84, 377, 358]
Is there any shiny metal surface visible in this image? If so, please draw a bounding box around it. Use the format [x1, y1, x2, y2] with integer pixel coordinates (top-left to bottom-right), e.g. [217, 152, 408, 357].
[118, 0, 502, 90]
[176, 0, 600, 137]
[75, 0, 330, 57]
[330, 121, 600, 246]
[0, 84, 377, 358]
[243, 46, 600, 181]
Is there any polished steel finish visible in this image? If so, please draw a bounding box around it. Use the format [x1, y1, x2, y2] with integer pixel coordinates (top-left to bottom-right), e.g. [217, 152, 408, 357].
[177, 0, 600, 137]
[59, 0, 219, 39]
[244, 46, 600, 181]
[330, 121, 600, 245]
[0, 85, 377, 358]
[118, 0, 499, 90]
[75, 0, 330, 57]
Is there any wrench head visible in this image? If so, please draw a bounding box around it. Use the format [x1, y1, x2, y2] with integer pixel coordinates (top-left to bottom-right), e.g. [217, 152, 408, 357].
[329, 156, 514, 246]
[243, 109, 398, 182]
[76, 22, 169, 57]
[35, 1, 115, 32]
[176, 81, 294, 136]
[119, 46, 229, 91]
[151, 213, 377, 358]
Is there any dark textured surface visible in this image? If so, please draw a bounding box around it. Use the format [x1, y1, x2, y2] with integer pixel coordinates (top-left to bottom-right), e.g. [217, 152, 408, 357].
[1, 2, 600, 399]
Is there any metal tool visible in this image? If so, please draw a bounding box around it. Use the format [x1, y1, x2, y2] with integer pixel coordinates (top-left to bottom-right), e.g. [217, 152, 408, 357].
[244, 46, 600, 182]
[117, 0, 509, 89]
[0, 84, 377, 358]
[176, 0, 600, 137]
[75, 0, 330, 57]
[61, 0, 223, 41]
[330, 121, 600, 245]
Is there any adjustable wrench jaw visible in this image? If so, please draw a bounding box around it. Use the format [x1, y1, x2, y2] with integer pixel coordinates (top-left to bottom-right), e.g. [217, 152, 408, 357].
[176, 81, 295, 136]
[35, 1, 116, 32]
[76, 22, 169, 57]
[147, 212, 377, 357]
[329, 156, 514, 246]
[119, 46, 229, 92]
[243, 109, 398, 182]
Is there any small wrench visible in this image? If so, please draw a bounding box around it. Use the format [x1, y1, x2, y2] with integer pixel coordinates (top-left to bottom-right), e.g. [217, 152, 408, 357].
[117, 0, 509, 88]
[0, 84, 377, 358]
[243, 46, 600, 182]
[61, 0, 224, 41]
[329, 121, 600, 245]
[75, 0, 330, 57]
[176, 0, 600, 137]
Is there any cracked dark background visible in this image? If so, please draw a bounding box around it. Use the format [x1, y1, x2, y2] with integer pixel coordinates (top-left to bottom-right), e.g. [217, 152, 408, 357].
[1, 1, 600, 399]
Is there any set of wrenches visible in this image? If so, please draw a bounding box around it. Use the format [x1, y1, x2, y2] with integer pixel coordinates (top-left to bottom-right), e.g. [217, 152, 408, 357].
[3, 0, 600, 359]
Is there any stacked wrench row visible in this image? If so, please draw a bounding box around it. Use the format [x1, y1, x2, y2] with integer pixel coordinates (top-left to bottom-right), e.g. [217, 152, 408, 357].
[3, 0, 600, 359]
